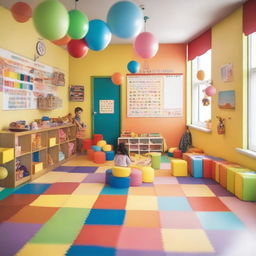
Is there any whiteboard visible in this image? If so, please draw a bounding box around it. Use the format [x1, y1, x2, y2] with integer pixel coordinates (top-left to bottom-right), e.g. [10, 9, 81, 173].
[127, 74, 183, 117]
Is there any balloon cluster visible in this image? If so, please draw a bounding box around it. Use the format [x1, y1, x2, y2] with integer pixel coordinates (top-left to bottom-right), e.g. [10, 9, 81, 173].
[196, 70, 216, 97]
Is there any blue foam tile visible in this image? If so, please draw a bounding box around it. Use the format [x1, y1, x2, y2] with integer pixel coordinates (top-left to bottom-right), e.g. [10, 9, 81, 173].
[53, 166, 76, 172]
[13, 184, 51, 194]
[157, 196, 192, 211]
[196, 212, 245, 230]
[100, 185, 129, 195]
[85, 209, 126, 225]
[69, 166, 98, 173]
[66, 245, 116, 256]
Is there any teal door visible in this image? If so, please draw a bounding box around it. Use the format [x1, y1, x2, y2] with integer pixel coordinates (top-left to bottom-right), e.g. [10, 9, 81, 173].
[92, 77, 120, 148]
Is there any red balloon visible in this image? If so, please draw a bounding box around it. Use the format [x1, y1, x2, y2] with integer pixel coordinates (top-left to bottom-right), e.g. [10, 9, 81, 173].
[67, 39, 89, 58]
[11, 2, 32, 23]
[111, 72, 123, 85]
[52, 34, 71, 46]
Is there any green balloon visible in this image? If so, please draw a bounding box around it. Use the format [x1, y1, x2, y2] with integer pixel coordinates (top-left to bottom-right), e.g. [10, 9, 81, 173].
[33, 0, 69, 40]
[68, 9, 89, 39]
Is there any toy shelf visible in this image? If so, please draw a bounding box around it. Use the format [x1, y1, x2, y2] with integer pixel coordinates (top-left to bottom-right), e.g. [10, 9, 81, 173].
[118, 136, 163, 155]
[0, 124, 77, 188]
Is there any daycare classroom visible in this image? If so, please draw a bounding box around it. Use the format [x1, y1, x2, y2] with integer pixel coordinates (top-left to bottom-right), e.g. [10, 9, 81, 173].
[0, 0, 256, 255]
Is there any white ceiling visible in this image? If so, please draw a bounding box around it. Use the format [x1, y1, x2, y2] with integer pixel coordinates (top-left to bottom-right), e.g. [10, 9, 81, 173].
[0, 0, 247, 44]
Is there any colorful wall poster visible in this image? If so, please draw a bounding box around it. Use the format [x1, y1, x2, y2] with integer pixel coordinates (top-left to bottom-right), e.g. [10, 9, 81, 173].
[220, 63, 233, 82]
[69, 85, 84, 102]
[218, 90, 235, 109]
[100, 100, 114, 114]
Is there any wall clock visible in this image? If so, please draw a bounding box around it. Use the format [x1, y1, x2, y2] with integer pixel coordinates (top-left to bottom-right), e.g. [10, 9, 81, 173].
[36, 40, 46, 56]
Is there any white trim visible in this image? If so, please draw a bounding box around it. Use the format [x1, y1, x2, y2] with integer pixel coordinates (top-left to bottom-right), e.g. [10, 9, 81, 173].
[188, 124, 211, 133]
[236, 148, 256, 159]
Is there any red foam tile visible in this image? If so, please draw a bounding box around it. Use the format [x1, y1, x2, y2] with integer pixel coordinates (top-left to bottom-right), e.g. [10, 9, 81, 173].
[43, 182, 80, 194]
[0, 194, 39, 206]
[0, 205, 25, 222]
[93, 195, 127, 209]
[117, 227, 163, 250]
[74, 225, 122, 247]
[188, 197, 230, 211]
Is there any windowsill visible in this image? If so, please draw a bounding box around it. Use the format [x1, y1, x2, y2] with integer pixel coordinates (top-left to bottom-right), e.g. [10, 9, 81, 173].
[236, 148, 256, 159]
[188, 124, 212, 133]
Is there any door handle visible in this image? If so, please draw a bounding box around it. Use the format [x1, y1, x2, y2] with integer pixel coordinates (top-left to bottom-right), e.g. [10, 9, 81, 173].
[93, 112, 97, 115]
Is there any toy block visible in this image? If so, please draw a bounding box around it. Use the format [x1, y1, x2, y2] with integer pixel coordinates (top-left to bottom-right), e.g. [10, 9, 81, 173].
[235, 171, 256, 201]
[32, 151, 40, 162]
[182, 153, 197, 175]
[83, 138, 92, 150]
[219, 162, 241, 188]
[93, 134, 103, 145]
[87, 149, 95, 161]
[141, 166, 154, 183]
[93, 151, 106, 164]
[173, 149, 182, 158]
[203, 158, 212, 178]
[105, 151, 115, 161]
[130, 169, 142, 186]
[32, 162, 43, 174]
[171, 159, 188, 177]
[0, 148, 14, 164]
[49, 137, 56, 147]
[191, 155, 203, 178]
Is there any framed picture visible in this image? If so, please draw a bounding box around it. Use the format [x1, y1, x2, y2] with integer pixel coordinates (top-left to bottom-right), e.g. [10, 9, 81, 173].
[218, 90, 235, 109]
[220, 63, 233, 82]
[69, 85, 84, 102]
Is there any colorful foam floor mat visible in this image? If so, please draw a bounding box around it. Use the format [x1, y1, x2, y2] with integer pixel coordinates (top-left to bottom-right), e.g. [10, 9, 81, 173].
[0, 156, 256, 256]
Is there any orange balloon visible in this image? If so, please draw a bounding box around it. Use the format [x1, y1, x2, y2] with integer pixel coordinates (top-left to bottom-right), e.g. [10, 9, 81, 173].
[11, 2, 32, 23]
[111, 72, 123, 85]
[197, 70, 205, 81]
[52, 34, 71, 45]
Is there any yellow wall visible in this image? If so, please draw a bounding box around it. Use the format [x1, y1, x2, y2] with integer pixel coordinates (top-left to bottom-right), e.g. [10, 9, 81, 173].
[0, 7, 69, 130]
[190, 7, 256, 170]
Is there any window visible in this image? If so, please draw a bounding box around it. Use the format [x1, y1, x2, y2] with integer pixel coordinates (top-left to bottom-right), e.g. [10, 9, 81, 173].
[248, 33, 256, 152]
[191, 50, 212, 128]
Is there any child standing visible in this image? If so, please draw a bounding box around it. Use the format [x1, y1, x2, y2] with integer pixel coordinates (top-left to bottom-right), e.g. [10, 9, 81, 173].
[114, 143, 131, 167]
[74, 107, 86, 152]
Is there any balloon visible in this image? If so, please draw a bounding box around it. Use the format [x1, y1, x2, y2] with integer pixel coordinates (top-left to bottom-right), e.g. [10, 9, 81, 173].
[111, 72, 123, 85]
[85, 19, 112, 51]
[127, 60, 140, 73]
[134, 32, 159, 59]
[205, 85, 216, 96]
[11, 2, 32, 23]
[197, 70, 205, 81]
[67, 39, 89, 58]
[52, 34, 71, 45]
[0, 167, 8, 180]
[33, 0, 69, 40]
[107, 1, 143, 38]
[68, 9, 89, 39]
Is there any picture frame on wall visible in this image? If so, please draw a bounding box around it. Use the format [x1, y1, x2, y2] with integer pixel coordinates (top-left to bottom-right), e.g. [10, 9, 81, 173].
[220, 63, 233, 82]
[69, 85, 84, 102]
[218, 90, 235, 109]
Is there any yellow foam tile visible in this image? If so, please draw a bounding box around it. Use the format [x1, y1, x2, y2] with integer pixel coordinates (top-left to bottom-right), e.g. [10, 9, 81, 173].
[126, 195, 158, 210]
[30, 195, 70, 207]
[62, 195, 99, 208]
[63, 156, 114, 167]
[181, 184, 215, 197]
[58, 173, 88, 182]
[31, 172, 67, 184]
[155, 170, 171, 177]
[129, 186, 156, 196]
[73, 183, 104, 195]
[17, 243, 71, 256]
[161, 229, 214, 252]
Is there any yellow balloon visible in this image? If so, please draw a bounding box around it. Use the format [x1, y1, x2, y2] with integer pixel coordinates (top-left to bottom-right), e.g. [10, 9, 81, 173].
[0, 166, 8, 180]
[197, 70, 205, 81]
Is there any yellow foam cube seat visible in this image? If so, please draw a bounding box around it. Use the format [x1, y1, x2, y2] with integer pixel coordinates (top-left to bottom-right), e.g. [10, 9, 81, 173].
[32, 162, 43, 174]
[141, 166, 154, 183]
[171, 159, 188, 176]
[97, 140, 107, 148]
[0, 148, 14, 164]
[49, 137, 56, 147]
[112, 166, 131, 177]
[103, 144, 112, 152]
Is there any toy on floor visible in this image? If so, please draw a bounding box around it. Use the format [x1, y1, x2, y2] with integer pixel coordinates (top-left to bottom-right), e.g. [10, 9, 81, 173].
[15, 160, 29, 180]
[130, 154, 151, 167]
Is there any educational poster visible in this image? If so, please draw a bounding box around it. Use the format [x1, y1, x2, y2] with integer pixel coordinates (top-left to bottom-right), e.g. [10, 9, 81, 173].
[0, 48, 64, 110]
[69, 85, 84, 102]
[100, 100, 114, 114]
[127, 74, 183, 117]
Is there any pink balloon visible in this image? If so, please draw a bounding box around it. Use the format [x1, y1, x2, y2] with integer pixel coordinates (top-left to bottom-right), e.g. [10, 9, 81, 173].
[134, 32, 159, 59]
[205, 85, 216, 96]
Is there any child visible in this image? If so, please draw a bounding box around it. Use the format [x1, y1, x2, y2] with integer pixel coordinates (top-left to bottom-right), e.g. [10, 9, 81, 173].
[114, 143, 131, 167]
[74, 107, 86, 152]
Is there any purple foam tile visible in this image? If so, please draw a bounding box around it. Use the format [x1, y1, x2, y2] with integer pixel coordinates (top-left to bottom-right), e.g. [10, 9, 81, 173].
[117, 249, 166, 256]
[53, 166, 75, 172]
[208, 185, 234, 197]
[69, 166, 98, 173]
[141, 182, 154, 187]
[0, 222, 42, 256]
[201, 179, 218, 185]
[177, 177, 205, 184]
[206, 230, 244, 254]
[82, 173, 106, 183]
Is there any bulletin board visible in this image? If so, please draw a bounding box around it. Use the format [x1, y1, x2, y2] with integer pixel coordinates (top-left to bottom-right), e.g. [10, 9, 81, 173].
[127, 73, 183, 117]
[0, 48, 64, 110]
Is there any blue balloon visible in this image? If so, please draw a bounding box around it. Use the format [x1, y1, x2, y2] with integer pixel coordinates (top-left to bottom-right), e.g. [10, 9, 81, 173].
[127, 60, 140, 73]
[85, 19, 112, 51]
[107, 1, 143, 39]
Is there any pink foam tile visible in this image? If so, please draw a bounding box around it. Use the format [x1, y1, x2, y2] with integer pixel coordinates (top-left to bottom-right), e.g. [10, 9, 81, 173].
[219, 196, 256, 228]
[160, 163, 171, 170]
[117, 227, 163, 251]
[154, 176, 179, 184]
[160, 211, 202, 229]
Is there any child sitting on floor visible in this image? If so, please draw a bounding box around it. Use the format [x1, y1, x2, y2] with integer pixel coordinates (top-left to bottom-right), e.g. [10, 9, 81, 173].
[114, 142, 131, 167]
